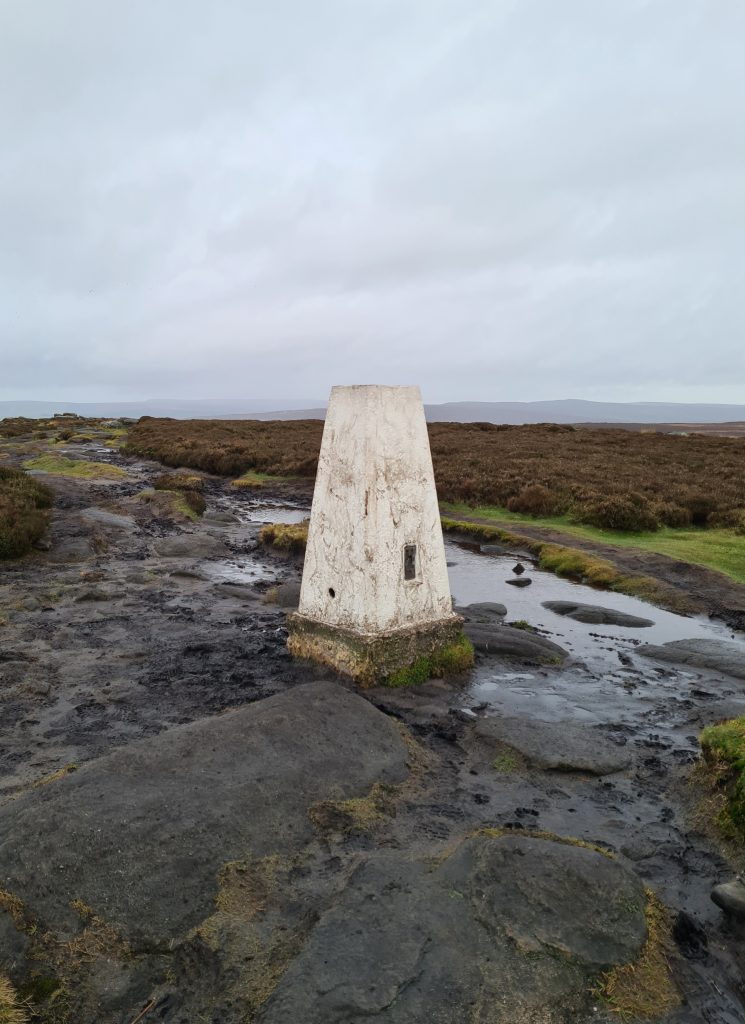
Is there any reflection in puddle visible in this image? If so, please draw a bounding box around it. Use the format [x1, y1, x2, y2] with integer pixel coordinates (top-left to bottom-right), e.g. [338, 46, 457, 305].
[213, 491, 309, 526]
[446, 539, 741, 654]
[199, 559, 278, 585]
[240, 507, 309, 524]
[448, 537, 745, 744]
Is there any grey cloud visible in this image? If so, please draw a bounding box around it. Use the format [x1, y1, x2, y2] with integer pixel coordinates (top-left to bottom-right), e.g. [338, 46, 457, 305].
[1, 0, 743, 403]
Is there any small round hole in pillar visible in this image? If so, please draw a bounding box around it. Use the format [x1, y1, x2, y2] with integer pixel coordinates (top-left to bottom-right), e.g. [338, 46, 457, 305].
[328, 587, 336, 598]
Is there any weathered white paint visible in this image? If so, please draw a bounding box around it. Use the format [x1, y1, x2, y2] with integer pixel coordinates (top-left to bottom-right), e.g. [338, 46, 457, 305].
[298, 385, 456, 635]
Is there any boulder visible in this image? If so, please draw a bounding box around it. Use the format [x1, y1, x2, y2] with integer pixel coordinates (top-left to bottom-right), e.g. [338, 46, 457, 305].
[711, 878, 745, 919]
[259, 834, 647, 1024]
[506, 576, 532, 587]
[543, 601, 654, 628]
[475, 716, 632, 775]
[456, 601, 507, 621]
[637, 639, 745, 679]
[0, 682, 409, 944]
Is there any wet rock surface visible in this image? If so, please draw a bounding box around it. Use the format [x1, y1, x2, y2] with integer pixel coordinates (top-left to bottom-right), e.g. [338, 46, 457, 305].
[0, 682, 408, 941]
[260, 835, 646, 1024]
[637, 638, 745, 678]
[712, 878, 745, 919]
[474, 715, 632, 775]
[462, 616, 568, 662]
[1, 435, 745, 1023]
[543, 600, 654, 628]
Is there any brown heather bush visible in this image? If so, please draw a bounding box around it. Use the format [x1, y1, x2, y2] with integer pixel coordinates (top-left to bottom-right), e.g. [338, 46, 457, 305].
[126, 417, 324, 478]
[0, 467, 53, 559]
[574, 494, 660, 533]
[124, 418, 745, 534]
[506, 484, 559, 517]
[0, 417, 37, 438]
[651, 502, 692, 528]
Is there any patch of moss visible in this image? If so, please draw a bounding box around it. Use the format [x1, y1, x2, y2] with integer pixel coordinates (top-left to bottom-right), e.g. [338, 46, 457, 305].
[384, 634, 474, 687]
[0, 974, 29, 1024]
[259, 521, 309, 553]
[215, 855, 282, 918]
[22, 456, 126, 480]
[0, 890, 27, 931]
[32, 764, 77, 788]
[19, 903, 132, 1023]
[476, 827, 616, 859]
[699, 717, 745, 840]
[309, 782, 397, 835]
[431, 825, 615, 873]
[508, 619, 536, 632]
[596, 889, 680, 1019]
[193, 852, 304, 1021]
[17, 975, 61, 1005]
[491, 751, 520, 773]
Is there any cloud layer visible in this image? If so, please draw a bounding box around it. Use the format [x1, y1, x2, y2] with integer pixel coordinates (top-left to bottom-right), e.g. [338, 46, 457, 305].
[2, 0, 743, 402]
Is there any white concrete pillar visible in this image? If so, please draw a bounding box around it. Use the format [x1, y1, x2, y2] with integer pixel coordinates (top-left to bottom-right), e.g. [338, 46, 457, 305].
[288, 385, 464, 683]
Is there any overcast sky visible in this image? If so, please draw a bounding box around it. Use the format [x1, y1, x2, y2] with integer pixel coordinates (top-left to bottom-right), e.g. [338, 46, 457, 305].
[1, 1, 743, 404]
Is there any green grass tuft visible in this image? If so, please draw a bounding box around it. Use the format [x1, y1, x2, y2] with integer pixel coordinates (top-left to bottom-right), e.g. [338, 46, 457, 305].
[596, 889, 680, 1019]
[152, 473, 206, 516]
[259, 521, 309, 553]
[700, 717, 745, 839]
[0, 974, 28, 1024]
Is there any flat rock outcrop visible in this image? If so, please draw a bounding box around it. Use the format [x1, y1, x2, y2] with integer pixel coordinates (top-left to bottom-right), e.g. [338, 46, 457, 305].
[475, 716, 632, 775]
[637, 638, 745, 678]
[259, 834, 647, 1024]
[0, 682, 409, 943]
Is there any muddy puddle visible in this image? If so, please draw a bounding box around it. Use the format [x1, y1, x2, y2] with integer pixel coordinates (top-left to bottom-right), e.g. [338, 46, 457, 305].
[447, 539, 741, 652]
[447, 538, 745, 743]
[198, 556, 279, 585]
[239, 505, 308, 524]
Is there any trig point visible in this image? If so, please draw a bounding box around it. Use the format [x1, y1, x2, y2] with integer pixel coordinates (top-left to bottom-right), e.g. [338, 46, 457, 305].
[287, 384, 467, 684]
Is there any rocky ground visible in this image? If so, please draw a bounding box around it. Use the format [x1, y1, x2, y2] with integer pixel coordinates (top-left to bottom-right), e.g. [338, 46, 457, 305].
[1, 432, 745, 1024]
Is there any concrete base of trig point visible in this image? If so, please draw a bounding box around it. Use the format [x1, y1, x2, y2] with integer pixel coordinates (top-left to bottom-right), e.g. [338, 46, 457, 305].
[287, 613, 466, 686]
[287, 384, 469, 686]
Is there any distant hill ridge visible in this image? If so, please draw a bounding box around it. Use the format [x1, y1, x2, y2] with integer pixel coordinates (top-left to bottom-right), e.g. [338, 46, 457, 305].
[2, 398, 745, 425]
